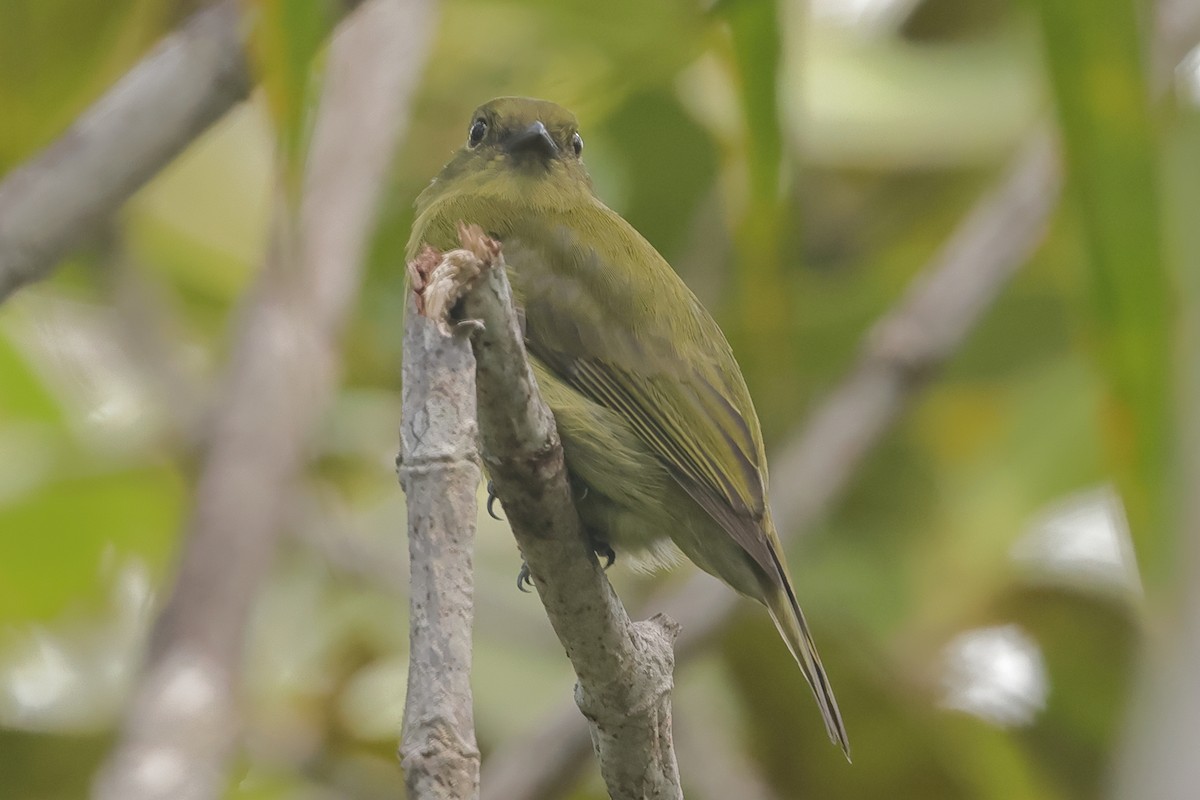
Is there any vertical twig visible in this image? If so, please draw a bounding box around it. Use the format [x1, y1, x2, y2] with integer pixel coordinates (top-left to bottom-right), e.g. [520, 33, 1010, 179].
[398, 303, 483, 797]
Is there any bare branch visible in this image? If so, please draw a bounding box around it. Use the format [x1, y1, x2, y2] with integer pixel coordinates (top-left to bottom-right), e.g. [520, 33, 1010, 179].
[0, 2, 247, 301]
[410, 227, 683, 800]
[398, 302, 482, 797]
[91, 2, 435, 798]
[480, 130, 1063, 800]
[0, 0, 377, 302]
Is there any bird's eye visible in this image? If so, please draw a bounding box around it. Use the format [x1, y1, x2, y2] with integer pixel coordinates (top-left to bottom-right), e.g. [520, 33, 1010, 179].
[468, 118, 488, 147]
[570, 132, 584, 156]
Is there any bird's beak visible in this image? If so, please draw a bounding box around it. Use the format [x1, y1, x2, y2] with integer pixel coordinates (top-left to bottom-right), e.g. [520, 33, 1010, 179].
[505, 120, 559, 158]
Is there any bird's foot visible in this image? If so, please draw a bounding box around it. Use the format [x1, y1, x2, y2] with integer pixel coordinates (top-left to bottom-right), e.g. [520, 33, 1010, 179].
[486, 480, 503, 520]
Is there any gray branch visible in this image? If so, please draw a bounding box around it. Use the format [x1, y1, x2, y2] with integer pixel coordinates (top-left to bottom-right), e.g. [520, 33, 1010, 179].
[0, 1, 248, 301]
[91, 2, 434, 798]
[398, 302, 483, 798]
[0, 0, 377, 302]
[409, 227, 683, 800]
[481, 129, 1063, 800]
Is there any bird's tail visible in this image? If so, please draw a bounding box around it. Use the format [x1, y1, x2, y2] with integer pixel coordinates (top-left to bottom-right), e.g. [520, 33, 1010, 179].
[763, 547, 851, 759]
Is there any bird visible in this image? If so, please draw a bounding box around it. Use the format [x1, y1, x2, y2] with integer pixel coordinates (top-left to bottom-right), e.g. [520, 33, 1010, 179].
[407, 96, 848, 756]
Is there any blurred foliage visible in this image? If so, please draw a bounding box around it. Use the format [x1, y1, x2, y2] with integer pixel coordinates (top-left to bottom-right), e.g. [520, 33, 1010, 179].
[719, 0, 801, 432]
[245, 0, 337, 195]
[0, 0, 170, 170]
[0, 0, 1192, 798]
[1035, 0, 1173, 588]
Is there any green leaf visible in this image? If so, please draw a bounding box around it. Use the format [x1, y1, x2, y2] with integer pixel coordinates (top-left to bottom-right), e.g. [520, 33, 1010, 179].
[1035, 0, 1172, 585]
[0, 467, 182, 622]
[714, 0, 783, 202]
[245, 0, 336, 195]
[712, 0, 795, 433]
[0, 330, 63, 425]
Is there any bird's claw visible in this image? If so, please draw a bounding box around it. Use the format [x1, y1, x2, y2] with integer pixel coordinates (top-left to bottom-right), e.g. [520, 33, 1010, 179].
[516, 560, 534, 593]
[596, 542, 616, 570]
[486, 480, 503, 520]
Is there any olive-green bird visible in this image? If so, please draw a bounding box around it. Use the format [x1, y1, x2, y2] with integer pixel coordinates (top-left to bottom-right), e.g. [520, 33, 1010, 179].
[408, 97, 848, 755]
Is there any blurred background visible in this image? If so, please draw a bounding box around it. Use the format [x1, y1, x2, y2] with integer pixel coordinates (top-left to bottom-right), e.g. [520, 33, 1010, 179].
[0, 0, 1196, 797]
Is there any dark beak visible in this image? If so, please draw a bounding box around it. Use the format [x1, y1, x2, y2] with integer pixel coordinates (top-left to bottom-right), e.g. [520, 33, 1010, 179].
[505, 120, 559, 158]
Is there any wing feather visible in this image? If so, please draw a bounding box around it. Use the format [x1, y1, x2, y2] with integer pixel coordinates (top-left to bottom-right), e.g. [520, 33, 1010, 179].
[531, 343, 777, 578]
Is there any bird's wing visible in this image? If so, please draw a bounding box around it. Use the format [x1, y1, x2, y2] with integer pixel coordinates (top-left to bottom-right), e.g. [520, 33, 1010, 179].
[513, 228, 777, 578]
[550, 353, 776, 576]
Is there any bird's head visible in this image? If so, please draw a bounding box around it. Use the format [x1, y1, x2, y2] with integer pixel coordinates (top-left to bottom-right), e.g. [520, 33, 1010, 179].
[418, 97, 594, 210]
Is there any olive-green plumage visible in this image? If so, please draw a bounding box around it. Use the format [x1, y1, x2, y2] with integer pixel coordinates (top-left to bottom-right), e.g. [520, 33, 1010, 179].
[408, 97, 848, 755]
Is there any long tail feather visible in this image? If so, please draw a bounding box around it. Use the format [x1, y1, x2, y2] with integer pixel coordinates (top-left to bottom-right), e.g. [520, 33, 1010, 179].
[764, 548, 851, 759]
